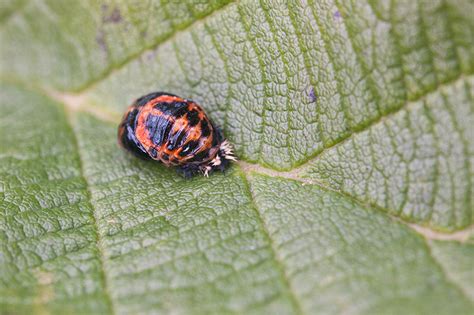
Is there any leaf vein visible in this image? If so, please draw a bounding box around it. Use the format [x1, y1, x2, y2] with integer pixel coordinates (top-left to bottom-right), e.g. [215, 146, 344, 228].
[333, 0, 383, 116]
[72, 1, 237, 93]
[240, 170, 305, 315]
[63, 111, 116, 315]
[296, 73, 472, 170]
[422, 239, 473, 302]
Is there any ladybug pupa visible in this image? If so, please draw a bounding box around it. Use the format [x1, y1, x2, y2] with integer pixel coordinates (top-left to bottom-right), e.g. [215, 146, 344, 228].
[118, 92, 236, 177]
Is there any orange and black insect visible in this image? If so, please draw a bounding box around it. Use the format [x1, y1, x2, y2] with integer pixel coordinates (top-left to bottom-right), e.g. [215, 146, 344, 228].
[118, 92, 236, 177]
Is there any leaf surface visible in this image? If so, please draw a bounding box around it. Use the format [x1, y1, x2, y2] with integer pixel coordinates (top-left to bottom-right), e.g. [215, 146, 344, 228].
[1, 0, 473, 314]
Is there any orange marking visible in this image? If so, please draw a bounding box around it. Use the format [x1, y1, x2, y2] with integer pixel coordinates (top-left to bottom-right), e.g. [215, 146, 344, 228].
[132, 96, 219, 165]
[185, 117, 216, 162]
[186, 128, 201, 142]
[187, 102, 206, 117]
[150, 95, 184, 105]
[134, 102, 175, 159]
[172, 117, 188, 133]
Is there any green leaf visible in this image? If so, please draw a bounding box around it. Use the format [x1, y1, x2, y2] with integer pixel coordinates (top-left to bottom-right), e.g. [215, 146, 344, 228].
[302, 77, 474, 230]
[429, 239, 474, 299]
[1, 0, 473, 314]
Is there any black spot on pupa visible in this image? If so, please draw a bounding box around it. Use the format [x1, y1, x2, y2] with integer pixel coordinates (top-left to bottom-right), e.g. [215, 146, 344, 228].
[189, 149, 210, 162]
[200, 120, 210, 137]
[187, 110, 200, 126]
[180, 140, 199, 157]
[211, 131, 220, 146]
[154, 101, 188, 118]
[145, 114, 161, 140]
[126, 108, 139, 125]
[147, 114, 172, 146]
[168, 129, 187, 150]
[149, 147, 158, 159]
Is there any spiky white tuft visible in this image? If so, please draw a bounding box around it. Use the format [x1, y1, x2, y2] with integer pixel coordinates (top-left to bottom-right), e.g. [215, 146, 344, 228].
[211, 155, 221, 166]
[201, 165, 211, 177]
[219, 140, 236, 161]
[199, 140, 236, 177]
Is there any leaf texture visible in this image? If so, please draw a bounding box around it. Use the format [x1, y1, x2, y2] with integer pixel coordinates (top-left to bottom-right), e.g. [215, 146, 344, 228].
[1, 0, 473, 314]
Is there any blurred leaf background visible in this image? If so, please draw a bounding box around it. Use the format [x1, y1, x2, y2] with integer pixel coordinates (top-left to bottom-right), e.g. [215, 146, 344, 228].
[0, 0, 473, 314]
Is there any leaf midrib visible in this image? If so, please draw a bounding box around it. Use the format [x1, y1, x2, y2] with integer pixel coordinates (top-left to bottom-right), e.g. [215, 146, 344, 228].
[63, 109, 116, 315]
[423, 238, 473, 302]
[240, 170, 304, 315]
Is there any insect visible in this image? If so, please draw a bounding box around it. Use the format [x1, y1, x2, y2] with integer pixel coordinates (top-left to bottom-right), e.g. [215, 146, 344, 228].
[118, 92, 236, 177]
